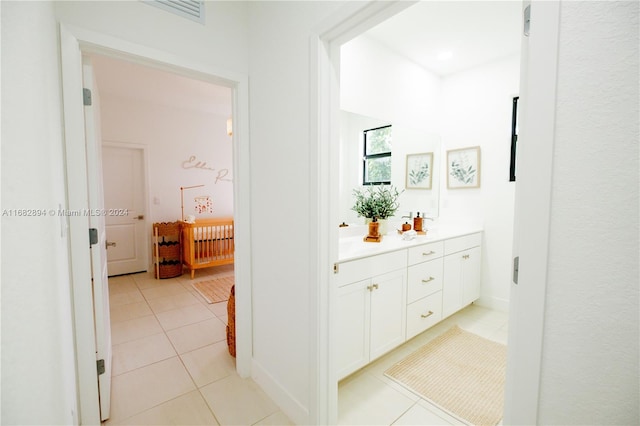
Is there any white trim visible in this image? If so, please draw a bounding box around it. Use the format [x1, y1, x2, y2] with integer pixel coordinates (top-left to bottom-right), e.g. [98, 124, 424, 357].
[252, 359, 309, 425]
[504, 1, 561, 424]
[59, 23, 101, 425]
[309, 2, 417, 423]
[60, 23, 253, 421]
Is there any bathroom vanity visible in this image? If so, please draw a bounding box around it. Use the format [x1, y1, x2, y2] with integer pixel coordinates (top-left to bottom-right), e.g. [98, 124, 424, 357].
[335, 226, 482, 380]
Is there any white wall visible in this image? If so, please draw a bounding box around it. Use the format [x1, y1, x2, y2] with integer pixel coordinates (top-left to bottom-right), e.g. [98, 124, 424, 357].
[246, 2, 350, 423]
[440, 54, 520, 311]
[1, 2, 78, 423]
[99, 94, 234, 223]
[54, 1, 249, 74]
[340, 36, 443, 225]
[537, 2, 639, 423]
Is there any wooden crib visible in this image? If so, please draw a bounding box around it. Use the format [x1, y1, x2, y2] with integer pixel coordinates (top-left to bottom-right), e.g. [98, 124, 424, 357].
[181, 217, 234, 279]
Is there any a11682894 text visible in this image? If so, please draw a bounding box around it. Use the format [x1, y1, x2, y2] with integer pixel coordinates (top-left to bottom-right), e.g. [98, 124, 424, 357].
[2, 208, 129, 217]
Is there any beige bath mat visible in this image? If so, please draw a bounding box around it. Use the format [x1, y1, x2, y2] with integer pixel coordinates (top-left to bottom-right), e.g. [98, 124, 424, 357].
[384, 325, 507, 425]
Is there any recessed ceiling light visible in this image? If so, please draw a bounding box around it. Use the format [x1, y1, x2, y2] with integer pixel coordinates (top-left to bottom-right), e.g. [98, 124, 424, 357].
[437, 51, 453, 61]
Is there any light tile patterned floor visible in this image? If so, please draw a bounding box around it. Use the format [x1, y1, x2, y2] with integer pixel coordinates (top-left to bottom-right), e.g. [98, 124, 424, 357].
[105, 265, 293, 425]
[106, 265, 507, 425]
[338, 304, 509, 425]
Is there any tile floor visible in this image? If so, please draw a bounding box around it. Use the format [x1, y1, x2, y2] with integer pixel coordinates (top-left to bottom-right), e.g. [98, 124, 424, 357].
[107, 265, 508, 425]
[338, 304, 509, 425]
[105, 265, 293, 426]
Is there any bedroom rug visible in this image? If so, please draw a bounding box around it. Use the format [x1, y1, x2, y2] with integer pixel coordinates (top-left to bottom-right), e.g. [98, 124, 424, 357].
[384, 325, 507, 426]
[191, 275, 235, 304]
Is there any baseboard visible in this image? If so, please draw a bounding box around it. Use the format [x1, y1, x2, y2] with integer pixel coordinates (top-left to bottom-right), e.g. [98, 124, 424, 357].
[475, 295, 510, 312]
[252, 359, 309, 425]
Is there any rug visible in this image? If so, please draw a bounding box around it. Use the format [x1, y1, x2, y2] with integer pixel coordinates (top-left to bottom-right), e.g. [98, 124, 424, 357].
[191, 275, 234, 304]
[384, 325, 507, 426]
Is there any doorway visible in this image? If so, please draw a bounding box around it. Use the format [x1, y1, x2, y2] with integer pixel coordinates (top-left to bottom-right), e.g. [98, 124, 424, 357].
[335, 2, 520, 423]
[60, 24, 253, 425]
[313, 0, 560, 424]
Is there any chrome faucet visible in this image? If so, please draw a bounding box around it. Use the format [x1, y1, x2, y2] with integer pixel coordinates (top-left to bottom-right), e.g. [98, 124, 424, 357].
[401, 211, 413, 220]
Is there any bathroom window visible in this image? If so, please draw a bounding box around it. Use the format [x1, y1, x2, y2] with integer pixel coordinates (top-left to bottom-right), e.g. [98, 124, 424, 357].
[363, 125, 392, 185]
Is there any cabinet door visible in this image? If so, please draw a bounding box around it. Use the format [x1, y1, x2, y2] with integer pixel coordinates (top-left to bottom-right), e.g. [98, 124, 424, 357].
[443, 246, 482, 318]
[369, 270, 406, 361]
[336, 279, 370, 380]
[461, 246, 481, 307]
[443, 254, 463, 318]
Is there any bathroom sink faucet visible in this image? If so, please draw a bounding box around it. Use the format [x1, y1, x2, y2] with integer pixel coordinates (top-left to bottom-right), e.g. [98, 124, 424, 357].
[401, 212, 413, 220]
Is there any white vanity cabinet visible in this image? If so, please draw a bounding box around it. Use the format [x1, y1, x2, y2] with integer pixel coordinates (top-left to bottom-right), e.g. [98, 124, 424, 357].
[442, 233, 482, 318]
[336, 230, 482, 379]
[336, 251, 407, 380]
[405, 241, 444, 340]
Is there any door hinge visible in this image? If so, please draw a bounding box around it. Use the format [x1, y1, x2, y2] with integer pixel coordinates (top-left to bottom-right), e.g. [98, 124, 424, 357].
[96, 359, 105, 376]
[83, 88, 92, 106]
[513, 256, 520, 284]
[523, 5, 531, 37]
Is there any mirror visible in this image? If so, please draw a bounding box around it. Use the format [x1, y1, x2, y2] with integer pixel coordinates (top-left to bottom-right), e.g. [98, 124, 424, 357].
[339, 110, 441, 227]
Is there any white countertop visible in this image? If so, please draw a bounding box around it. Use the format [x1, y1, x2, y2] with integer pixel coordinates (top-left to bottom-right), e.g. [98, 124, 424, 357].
[338, 223, 483, 263]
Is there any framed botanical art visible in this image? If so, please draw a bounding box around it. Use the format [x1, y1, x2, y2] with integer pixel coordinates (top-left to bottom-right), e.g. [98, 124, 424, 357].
[447, 146, 481, 189]
[405, 152, 433, 190]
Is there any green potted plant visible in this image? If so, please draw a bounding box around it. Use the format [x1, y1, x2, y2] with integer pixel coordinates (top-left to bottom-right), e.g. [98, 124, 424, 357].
[351, 185, 401, 234]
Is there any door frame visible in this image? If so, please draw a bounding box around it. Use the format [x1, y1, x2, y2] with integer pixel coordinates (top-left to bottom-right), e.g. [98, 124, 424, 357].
[101, 140, 151, 273]
[310, 0, 561, 423]
[59, 23, 253, 424]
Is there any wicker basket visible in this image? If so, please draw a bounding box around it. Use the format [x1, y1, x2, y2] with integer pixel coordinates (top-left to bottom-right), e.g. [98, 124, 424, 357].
[154, 221, 181, 237]
[155, 262, 182, 279]
[226, 285, 236, 357]
[157, 243, 181, 258]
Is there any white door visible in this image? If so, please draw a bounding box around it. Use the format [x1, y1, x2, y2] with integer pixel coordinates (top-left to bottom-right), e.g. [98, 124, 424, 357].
[82, 58, 112, 421]
[102, 144, 148, 276]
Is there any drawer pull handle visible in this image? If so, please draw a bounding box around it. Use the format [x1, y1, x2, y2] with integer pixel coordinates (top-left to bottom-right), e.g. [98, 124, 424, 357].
[422, 250, 436, 256]
[421, 277, 435, 284]
[421, 310, 434, 319]
[367, 283, 379, 291]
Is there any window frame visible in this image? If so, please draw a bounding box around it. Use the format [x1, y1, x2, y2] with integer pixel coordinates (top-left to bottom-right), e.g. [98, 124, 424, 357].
[362, 124, 392, 186]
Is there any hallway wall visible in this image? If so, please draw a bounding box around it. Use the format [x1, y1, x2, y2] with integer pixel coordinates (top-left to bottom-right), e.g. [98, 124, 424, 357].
[1, 2, 78, 423]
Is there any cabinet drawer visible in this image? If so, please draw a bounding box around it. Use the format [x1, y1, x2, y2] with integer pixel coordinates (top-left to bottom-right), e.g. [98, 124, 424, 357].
[407, 241, 444, 266]
[336, 250, 407, 287]
[407, 259, 443, 304]
[406, 291, 443, 340]
[444, 232, 482, 255]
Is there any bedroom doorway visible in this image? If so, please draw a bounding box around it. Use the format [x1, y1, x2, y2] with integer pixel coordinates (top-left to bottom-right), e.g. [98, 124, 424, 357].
[60, 24, 252, 425]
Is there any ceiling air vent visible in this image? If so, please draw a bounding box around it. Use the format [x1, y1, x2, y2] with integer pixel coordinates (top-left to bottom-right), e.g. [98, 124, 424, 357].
[144, 0, 205, 24]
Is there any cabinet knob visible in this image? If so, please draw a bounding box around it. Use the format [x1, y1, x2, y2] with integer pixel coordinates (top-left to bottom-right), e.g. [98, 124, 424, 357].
[421, 310, 434, 319]
[367, 283, 379, 291]
[421, 277, 435, 284]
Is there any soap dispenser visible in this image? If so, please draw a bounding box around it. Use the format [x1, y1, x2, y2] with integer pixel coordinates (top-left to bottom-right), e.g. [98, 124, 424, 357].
[413, 212, 423, 232]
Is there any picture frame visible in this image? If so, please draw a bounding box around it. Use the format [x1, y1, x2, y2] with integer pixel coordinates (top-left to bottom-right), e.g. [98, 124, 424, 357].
[447, 146, 481, 189]
[405, 152, 433, 190]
